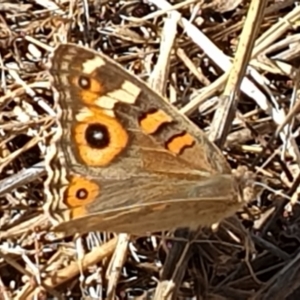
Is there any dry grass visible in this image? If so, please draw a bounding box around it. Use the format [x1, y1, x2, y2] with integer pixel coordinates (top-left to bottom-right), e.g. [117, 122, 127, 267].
[1, 0, 300, 299]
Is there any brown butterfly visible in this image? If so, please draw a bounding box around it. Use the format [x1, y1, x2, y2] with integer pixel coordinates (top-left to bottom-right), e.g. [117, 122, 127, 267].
[44, 43, 247, 236]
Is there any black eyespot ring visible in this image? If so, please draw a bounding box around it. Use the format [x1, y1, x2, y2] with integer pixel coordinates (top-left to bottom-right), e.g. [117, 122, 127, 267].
[78, 76, 91, 89]
[76, 188, 88, 200]
[85, 123, 110, 149]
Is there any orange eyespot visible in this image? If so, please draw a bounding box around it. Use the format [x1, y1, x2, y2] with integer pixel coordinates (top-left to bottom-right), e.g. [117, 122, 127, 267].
[73, 110, 128, 166]
[64, 176, 100, 218]
[65, 176, 100, 207]
[71, 74, 104, 105]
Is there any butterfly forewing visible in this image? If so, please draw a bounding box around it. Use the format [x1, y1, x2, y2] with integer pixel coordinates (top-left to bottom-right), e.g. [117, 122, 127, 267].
[45, 43, 243, 236]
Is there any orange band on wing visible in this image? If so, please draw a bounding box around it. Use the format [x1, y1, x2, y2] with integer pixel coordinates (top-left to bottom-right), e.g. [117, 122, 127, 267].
[166, 133, 195, 155]
[139, 110, 173, 134]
